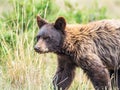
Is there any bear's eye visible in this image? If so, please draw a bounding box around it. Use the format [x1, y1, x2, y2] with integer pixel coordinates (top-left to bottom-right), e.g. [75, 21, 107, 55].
[43, 36, 50, 41]
[36, 35, 41, 41]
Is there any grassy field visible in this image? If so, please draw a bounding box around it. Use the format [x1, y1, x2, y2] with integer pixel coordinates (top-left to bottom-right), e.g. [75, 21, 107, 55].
[0, 0, 120, 90]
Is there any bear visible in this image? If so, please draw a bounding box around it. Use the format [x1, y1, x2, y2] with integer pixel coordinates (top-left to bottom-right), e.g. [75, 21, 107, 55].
[34, 15, 120, 90]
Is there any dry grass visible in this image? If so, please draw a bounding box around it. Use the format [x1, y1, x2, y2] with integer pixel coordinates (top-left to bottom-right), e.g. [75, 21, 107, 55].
[0, 0, 119, 90]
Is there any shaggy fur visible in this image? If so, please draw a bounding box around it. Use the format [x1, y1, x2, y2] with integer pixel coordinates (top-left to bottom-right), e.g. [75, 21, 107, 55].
[34, 16, 120, 90]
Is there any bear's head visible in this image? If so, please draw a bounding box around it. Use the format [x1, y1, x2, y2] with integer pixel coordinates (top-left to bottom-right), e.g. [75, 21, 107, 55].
[34, 16, 66, 54]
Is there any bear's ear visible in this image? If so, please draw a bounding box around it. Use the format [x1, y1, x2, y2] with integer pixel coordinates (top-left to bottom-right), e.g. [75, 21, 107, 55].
[54, 17, 66, 33]
[37, 15, 47, 28]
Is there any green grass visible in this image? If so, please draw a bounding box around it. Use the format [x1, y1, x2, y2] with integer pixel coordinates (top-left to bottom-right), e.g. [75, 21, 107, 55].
[0, 0, 112, 90]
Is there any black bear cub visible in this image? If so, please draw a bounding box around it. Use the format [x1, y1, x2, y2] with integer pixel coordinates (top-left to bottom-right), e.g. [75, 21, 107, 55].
[34, 15, 120, 90]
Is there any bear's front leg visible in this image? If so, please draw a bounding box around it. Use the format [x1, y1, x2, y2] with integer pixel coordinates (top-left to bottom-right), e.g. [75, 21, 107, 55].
[53, 55, 76, 90]
[79, 54, 111, 90]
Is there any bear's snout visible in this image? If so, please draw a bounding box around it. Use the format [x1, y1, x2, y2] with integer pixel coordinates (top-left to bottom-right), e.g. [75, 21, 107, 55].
[34, 46, 40, 53]
[34, 42, 49, 53]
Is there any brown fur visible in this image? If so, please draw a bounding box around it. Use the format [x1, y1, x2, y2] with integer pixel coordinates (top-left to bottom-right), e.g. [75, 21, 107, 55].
[34, 16, 120, 90]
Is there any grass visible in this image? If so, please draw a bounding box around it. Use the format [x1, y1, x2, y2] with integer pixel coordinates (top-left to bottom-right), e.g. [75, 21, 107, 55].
[0, 0, 117, 90]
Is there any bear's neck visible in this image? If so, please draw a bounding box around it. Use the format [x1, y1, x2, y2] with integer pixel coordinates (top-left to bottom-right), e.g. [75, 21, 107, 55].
[56, 32, 74, 57]
[56, 24, 91, 58]
[56, 33, 77, 57]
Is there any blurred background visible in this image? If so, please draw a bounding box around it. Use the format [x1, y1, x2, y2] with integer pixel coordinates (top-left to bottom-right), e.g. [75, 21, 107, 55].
[0, 0, 120, 90]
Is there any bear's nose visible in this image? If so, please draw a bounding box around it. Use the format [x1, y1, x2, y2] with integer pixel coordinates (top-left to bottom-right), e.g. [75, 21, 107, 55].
[34, 46, 40, 52]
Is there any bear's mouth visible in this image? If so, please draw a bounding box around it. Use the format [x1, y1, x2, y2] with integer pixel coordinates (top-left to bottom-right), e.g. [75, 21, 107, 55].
[39, 51, 49, 54]
[34, 49, 50, 54]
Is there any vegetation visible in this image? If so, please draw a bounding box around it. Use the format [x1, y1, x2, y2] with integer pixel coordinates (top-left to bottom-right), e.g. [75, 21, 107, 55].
[0, 0, 114, 90]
